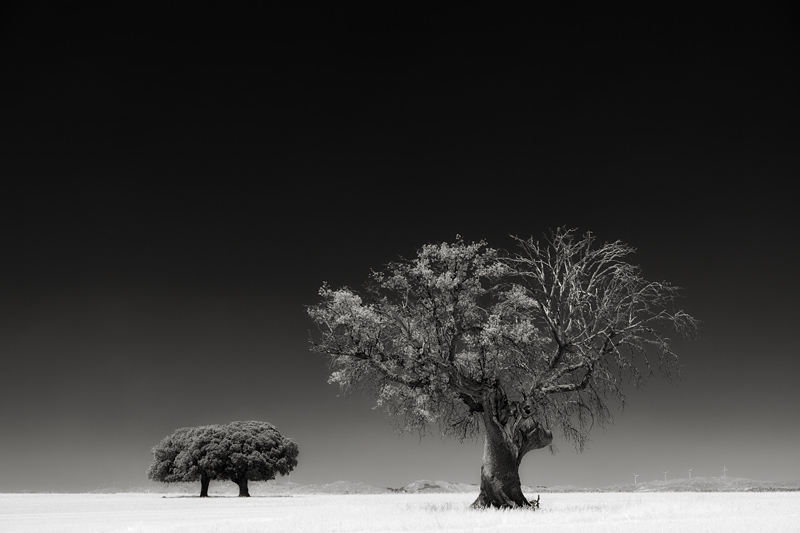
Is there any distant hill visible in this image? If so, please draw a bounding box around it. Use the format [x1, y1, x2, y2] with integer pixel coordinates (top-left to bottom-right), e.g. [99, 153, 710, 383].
[400, 480, 478, 493]
[395, 477, 800, 494]
[293, 480, 391, 495]
[125, 476, 800, 496]
[585, 476, 800, 493]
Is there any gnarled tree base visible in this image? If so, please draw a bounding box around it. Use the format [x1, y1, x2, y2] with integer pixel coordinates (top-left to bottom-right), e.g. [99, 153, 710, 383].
[470, 467, 533, 509]
[470, 400, 552, 509]
[471, 490, 540, 509]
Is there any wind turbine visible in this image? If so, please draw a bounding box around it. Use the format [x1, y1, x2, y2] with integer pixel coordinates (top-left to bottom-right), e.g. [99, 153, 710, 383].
[662, 471, 668, 482]
[634, 473, 639, 485]
[687, 468, 692, 479]
[722, 466, 728, 478]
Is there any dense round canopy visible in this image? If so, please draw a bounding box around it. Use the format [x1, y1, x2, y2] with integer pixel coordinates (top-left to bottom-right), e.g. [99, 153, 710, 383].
[148, 420, 298, 496]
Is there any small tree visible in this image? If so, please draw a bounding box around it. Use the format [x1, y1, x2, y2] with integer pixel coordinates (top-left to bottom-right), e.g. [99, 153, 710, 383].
[147, 421, 299, 497]
[308, 228, 697, 508]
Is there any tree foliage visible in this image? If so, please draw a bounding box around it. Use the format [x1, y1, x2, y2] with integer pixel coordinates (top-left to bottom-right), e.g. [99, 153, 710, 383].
[147, 421, 298, 496]
[147, 427, 196, 484]
[308, 228, 698, 451]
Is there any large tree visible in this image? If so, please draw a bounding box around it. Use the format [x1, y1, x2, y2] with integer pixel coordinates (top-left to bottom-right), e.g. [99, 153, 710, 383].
[308, 228, 697, 508]
[147, 421, 299, 497]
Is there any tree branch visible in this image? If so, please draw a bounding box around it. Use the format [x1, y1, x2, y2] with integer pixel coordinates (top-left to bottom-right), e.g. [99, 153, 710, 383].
[539, 363, 593, 394]
[459, 393, 484, 413]
[334, 348, 428, 389]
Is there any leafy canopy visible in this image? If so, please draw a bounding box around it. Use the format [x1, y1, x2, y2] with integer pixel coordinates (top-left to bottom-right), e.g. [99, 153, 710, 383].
[308, 229, 698, 449]
[148, 421, 298, 484]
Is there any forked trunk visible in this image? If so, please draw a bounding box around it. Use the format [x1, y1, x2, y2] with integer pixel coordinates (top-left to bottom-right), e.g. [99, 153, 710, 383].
[471, 394, 553, 509]
[199, 472, 210, 498]
[236, 478, 250, 497]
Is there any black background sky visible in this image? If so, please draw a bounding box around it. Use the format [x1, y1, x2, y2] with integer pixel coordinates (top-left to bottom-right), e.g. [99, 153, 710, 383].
[1, 4, 798, 492]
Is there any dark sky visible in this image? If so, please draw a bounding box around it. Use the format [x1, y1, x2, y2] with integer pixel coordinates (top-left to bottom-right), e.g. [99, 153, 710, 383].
[1, 4, 798, 492]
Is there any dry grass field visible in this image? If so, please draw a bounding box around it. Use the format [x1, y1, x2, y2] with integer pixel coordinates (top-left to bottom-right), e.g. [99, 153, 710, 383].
[2, 491, 799, 532]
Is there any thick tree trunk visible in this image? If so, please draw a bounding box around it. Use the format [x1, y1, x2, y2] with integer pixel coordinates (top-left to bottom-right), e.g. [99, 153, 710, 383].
[199, 473, 210, 498]
[471, 394, 553, 509]
[236, 478, 250, 497]
[472, 429, 528, 508]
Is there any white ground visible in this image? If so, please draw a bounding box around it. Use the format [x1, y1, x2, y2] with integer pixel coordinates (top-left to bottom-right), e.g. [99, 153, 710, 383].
[2, 492, 798, 532]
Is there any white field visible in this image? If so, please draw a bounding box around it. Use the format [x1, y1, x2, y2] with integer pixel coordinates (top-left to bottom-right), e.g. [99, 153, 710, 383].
[1, 492, 799, 533]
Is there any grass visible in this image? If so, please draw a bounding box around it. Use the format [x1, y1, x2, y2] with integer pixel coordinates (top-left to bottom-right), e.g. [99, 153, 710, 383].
[2, 492, 799, 532]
